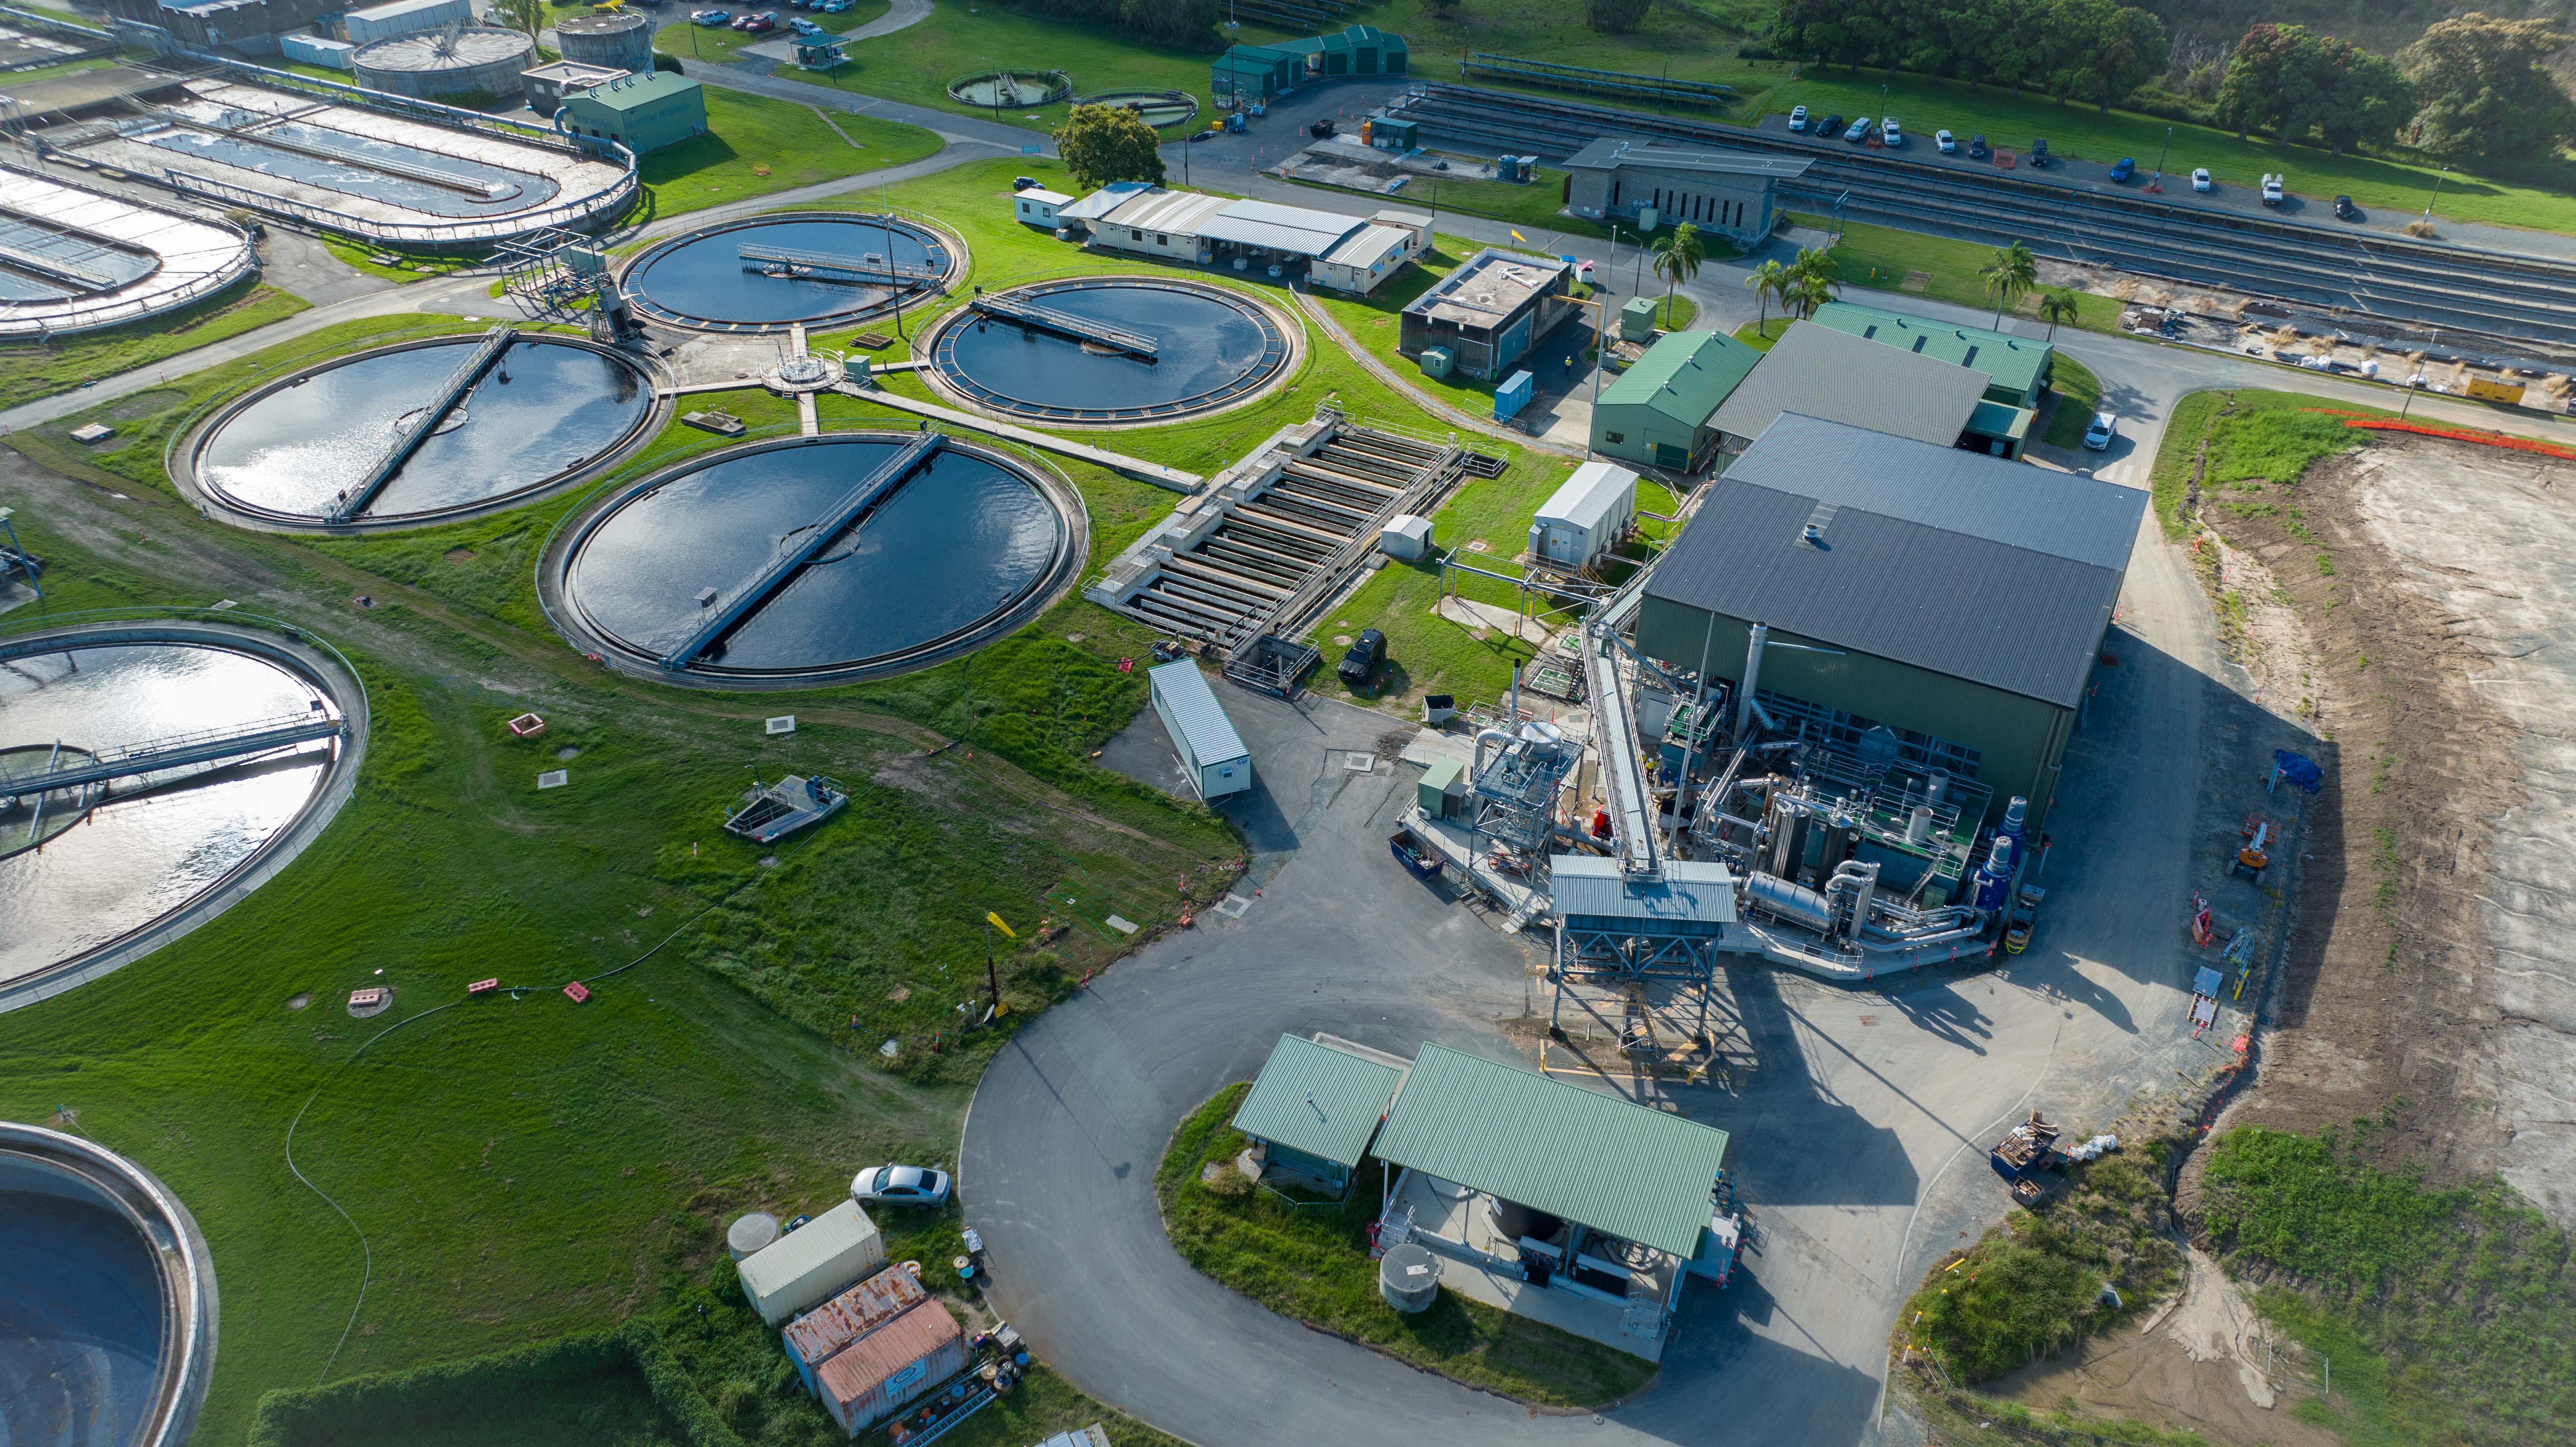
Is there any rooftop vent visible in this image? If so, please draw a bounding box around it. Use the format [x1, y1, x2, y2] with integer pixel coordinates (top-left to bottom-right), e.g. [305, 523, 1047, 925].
[1801, 501, 1839, 546]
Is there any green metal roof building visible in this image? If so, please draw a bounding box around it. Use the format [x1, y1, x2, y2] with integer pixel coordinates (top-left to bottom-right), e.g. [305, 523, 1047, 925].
[1231, 1035, 1407, 1192]
[1373, 1043, 1729, 1260]
[1590, 329, 1762, 472]
[558, 71, 707, 155]
[1214, 25, 1407, 100]
[1809, 299, 2055, 411]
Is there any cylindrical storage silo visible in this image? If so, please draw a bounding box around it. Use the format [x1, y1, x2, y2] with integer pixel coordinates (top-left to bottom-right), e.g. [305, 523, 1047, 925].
[557, 11, 656, 75]
[727, 1211, 781, 1261]
[354, 26, 537, 104]
[1378, 1242, 1442, 1314]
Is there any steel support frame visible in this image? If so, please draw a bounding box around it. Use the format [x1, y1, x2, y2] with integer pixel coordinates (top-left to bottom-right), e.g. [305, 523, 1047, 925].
[1550, 923, 1718, 1043]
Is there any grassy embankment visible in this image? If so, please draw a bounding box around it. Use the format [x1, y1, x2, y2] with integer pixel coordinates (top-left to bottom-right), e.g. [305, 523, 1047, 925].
[1781, 213, 2127, 336]
[1159, 1084, 1660, 1408]
[0, 285, 308, 404]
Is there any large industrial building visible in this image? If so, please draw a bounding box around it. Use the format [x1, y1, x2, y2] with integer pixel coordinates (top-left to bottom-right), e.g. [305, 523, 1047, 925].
[1398, 247, 1579, 381]
[1633, 413, 2146, 830]
[1211, 24, 1407, 102]
[1052, 185, 1419, 293]
[1808, 300, 2054, 443]
[1589, 329, 1761, 471]
[1559, 138, 1811, 249]
[1709, 320, 2033, 457]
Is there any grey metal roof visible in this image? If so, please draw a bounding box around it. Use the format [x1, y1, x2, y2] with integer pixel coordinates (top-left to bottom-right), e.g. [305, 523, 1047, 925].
[1709, 321, 1988, 447]
[1231, 1034, 1406, 1168]
[1374, 1043, 1730, 1259]
[1562, 137, 1815, 180]
[1550, 855, 1736, 924]
[1644, 417, 2146, 708]
[1199, 198, 1365, 257]
[1148, 660, 1249, 765]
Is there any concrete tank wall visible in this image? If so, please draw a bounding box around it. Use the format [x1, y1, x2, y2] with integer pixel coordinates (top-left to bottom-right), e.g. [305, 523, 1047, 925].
[353, 27, 537, 103]
[556, 12, 655, 74]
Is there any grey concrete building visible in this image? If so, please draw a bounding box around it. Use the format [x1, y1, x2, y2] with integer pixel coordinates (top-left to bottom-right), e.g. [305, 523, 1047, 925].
[1398, 248, 1578, 382]
[1560, 138, 1812, 248]
[1634, 414, 2145, 830]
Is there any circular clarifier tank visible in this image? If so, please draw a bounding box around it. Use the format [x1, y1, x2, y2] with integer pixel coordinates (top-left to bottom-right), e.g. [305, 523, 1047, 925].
[552, 433, 1083, 685]
[186, 334, 656, 530]
[0, 627, 359, 1002]
[0, 1123, 217, 1447]
[621, 213, 957, 333]
[926, 277, 1292, 426]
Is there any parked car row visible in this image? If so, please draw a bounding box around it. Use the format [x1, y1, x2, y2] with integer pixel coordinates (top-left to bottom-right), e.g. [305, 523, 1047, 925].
[692, 8, 785, 28]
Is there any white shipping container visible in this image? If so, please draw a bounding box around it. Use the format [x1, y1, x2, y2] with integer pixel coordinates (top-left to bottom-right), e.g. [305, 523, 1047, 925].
[1528, 460, 1638, 569]
[737, 1199, 886, 1326]
[1148, 660, 1251, 801]
[345, 0, 474, 46]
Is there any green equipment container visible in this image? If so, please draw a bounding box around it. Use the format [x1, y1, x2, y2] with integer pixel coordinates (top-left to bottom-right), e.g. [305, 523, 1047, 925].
[1619, 296, 1658, 342]
[1418, 345, 1454, 379]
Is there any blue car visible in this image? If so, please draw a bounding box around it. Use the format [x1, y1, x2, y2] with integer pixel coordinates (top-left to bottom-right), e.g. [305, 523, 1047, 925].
[2108, 157, 2136, 183]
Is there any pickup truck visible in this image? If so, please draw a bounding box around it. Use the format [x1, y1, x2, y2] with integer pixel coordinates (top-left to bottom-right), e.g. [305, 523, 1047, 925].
[2260, 173, 2284, 206]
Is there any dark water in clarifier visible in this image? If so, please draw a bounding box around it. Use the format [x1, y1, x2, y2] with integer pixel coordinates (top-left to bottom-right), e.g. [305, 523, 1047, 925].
[0, 643, 334, 986]
[0, 1188, 165, 1447]
[196, 339, 649, 520]
[939, 283, 1275, 414]
[624, 217, 947, 326]
[567, 438, 1066, 673]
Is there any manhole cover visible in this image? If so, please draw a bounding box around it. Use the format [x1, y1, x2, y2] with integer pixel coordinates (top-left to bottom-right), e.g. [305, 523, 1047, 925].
[1213, 894, 1253, 919]
[1342, 752, 1374, 773]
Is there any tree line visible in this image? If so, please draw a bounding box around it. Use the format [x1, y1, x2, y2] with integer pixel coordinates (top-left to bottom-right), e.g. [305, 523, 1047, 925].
[1770, 5, 2576, 161]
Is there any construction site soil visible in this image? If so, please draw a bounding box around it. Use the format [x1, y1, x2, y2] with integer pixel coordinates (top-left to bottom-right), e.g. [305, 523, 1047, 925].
[2184, 433, 2575, 1222]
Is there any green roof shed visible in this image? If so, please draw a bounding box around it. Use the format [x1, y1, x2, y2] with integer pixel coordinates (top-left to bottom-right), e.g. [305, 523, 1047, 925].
[1808, 300, 2055, 408]
[1590, 329, 1761, 472]
[557, 71, 707, 155]
[1231, 1035, 1407, 1190]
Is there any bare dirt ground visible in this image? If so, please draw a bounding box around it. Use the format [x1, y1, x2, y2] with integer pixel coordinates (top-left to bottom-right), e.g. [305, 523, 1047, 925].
[2189, 434, 2576, 1220]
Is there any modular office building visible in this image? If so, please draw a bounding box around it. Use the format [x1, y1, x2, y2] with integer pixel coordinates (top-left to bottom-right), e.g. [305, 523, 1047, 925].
[1148, 660, 1252, 801]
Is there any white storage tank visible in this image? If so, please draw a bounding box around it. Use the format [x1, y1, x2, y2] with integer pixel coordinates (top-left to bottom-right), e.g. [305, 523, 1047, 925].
[736, 1198, 886, 1325]
[1147, 659, 1251, 801]
[1527, 460, 1638, 570]
[556, 11, 657, 76]
[354, 26, 537, 105]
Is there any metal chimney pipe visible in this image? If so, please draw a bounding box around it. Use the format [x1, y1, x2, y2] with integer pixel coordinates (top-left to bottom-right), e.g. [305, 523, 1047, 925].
[1734, 621, 1769, 738]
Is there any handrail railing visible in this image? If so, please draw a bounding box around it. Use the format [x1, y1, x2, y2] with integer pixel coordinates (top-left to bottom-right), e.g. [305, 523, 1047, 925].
[0, 161, 260, 340]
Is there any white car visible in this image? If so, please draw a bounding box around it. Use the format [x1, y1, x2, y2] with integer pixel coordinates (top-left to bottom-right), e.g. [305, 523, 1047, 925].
[1880, 116, 1903, 147]
[2082, 412, 2116, 450]
[2190, 167, 2212, 193]
[1935, 128, 1955, 154]
[853, 1163, 952, 1206]
[1788, 105, 1808, 132]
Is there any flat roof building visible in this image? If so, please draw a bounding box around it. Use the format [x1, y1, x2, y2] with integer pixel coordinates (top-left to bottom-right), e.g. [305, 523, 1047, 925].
[1399, 247, 1578, 382]
[1011, 187, 1073, 228]
[521, 59, 626, 119]
[1635, 413, 2147, 829]
[1561, 137, 1811, 249]
[1147, 660, 1250, 801]
[1591, 329, 1762, 472]
[1710, 321, 2030, 457]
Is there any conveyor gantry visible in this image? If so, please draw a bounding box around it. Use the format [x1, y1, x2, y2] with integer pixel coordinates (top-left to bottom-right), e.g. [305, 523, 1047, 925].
[0, 711, 345, 798]
[966, 292, 1159, 360]
[660, 432, 945, 671]
[1582, 569, 1662, 880]
[328, 324, 517, 524]
[736, 243, 945, 287]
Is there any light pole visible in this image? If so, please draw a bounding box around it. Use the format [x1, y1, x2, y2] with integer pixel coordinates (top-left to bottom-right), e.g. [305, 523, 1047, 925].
[1604, 223, 1625, 294]
[2152, 125, 2170, 189]
[2423, 165, 2447, 221]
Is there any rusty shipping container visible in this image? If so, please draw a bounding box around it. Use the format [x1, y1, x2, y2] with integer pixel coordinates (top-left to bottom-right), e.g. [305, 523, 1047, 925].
[784, 1266, 927, 1396]
[815, 1299, 967, 1438]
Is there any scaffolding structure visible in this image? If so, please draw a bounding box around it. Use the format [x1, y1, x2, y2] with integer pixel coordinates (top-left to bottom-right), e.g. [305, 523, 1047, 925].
[495, 228, 638, 340]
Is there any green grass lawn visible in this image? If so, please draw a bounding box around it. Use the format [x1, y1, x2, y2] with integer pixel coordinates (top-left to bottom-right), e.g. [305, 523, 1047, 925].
[1784, 213, 2125, 336]
[1158, 1085, 1660, 1407]
[2039, 353, 2101, 449]
[318, 238, 477, 284]
[2143, 388, 2398, 540]
[652, 0, 889, 69]
[0, 283, 308, 404]
[639, 86, 940, 219]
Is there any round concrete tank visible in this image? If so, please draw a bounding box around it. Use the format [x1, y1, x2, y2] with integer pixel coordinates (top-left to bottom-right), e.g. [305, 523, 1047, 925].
[1378, 1242, 1442, 1313]
[0, 1121, 218, 1447]
[556, 11, 656, 75]
[354, 26, 537, 105]
[727, 1211, 781, 1261]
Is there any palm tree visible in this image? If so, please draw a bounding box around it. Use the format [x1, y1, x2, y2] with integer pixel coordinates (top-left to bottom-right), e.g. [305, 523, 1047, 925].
[1744, 258, 1787, 336]
[2035, 287, 2081, 340]
[1648, 222, 1706, 328]
[1781, 246, 1839, 319]
[1981, 241, 2039, 327]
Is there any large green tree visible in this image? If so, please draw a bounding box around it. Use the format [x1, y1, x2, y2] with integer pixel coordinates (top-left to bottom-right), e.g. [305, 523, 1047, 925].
[2216, 23, 2414, 153]
[2402, 13, 2576, 161]
[1586, 0, 1653, 35]
[1054, 104, 1165, 190]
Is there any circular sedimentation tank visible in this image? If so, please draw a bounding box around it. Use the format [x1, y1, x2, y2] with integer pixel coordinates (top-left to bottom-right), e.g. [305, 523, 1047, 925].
[945, 69, 1071, 109]
[556, 11, 655, 73]
[0, 1122, 217, 1447]
[354, 26, 537, 104]
[0, 621, 364, 1007]
[549, 432, 1084, 686]
[620, 213, 959, 334]
[184, 334, 658, 530]
[926, 277, 1293, 426]
[1074, 88, 1200, 128]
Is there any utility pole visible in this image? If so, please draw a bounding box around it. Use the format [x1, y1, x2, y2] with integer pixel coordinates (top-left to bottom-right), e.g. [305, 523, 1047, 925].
[982, 912, 1016, 1018]
[2152, 125, 2171, 189]
[2423, 165, 2447, 222]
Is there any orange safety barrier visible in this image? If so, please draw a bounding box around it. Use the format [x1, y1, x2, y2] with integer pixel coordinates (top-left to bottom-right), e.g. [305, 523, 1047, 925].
[2338, 417, 2576, 461]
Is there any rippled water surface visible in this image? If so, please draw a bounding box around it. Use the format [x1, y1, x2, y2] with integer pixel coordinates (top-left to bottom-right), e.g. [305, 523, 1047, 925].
[197, 340, 648, 519]
[939, 284, 1274, 414]
[568, 439, 1065, 673]
[0, 644, 334, 986]
[626, 218, 946, 325]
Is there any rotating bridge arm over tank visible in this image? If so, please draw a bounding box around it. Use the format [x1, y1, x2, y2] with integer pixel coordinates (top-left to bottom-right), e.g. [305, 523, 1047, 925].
[0, 712, 345, 797]
[736, 243, 944, 288]
[329, 325, 518, 524]
[966, 292, 1159, 360]
[660, 432, 947, 671]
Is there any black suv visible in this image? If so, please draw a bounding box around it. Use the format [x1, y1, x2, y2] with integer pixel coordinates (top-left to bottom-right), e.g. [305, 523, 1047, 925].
[1967, 133, 1989, 160]
[2333, 194, 2360, 221]
[1338, 628, 1386, 685]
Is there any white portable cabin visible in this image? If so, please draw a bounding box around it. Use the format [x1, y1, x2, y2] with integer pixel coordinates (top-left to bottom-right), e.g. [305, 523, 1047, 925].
[1148, 660, 1252, 801]
[1012, 188, 1072, 229]
[736, 1199, 886, 1326]
[1528, 460, 1638, 569]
